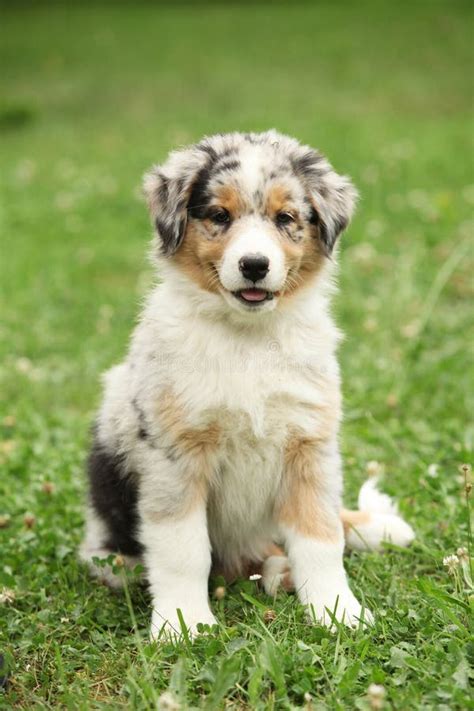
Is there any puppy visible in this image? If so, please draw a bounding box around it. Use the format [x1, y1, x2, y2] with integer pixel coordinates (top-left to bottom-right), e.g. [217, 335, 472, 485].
[80, 130, 414, 639]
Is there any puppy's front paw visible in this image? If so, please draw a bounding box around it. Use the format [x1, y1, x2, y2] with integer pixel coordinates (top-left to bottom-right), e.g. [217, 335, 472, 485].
[150, 606, 217, 642]
[305, 586, 373, 629]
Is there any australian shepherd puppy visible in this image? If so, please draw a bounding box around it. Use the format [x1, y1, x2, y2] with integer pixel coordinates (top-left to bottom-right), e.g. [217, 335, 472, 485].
[80, 130, 414, 639]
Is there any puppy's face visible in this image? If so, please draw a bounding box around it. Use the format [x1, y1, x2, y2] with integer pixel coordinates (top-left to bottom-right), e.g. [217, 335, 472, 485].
[144, 132, 357, 314]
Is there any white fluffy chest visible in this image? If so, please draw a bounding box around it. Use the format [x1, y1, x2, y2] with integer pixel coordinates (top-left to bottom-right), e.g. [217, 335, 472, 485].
[128, 285, 342, 564]
[205, 401, 287, 567]
[146, 323, 340, 438]
[196, 379, 338, 566]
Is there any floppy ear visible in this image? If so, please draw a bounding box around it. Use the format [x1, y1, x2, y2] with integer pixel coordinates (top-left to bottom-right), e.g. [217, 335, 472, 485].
[143, 145, 210, 255]
[293, 148, 358, 255]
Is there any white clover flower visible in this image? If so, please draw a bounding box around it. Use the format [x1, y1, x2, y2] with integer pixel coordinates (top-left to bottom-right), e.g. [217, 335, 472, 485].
[427, 464, 439, 478]
[157, 691, 180, 711]
[113, 555, 125, 568]
[0, 588, 15, 604]
[249, 573, 262, 581]
[367, 683, 386, 709]
[443, 555, 460, 574]
[366, 461, 382, 477]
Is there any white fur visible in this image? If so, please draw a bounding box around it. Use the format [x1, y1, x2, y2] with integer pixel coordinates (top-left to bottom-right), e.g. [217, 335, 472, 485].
[262, 555, 290, 596]
[239, 143, 265, 194]
[144, 506, 216, 640]
[283, 529, 373, 627]
[218, 216, 287, 294]
[358, 477, 399, 515]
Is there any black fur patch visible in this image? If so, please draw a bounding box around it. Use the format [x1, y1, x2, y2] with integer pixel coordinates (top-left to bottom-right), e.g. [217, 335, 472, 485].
[131, 398, 180, 461]
[188, 164, 214, 218]
[87, 429, 142, 556]
[131, 398, 154, 445]
[198, 143, 219, 162]
[213, 159, 240, 175]
[318, 216, 347, 255]
[244, 133, 263, 145]
[155, 216, 179, 254]
[309, 205, 320, 226]
[157, 173, 169, 204]
[309, 206, 335, 255]
[291, 150, 324, 178]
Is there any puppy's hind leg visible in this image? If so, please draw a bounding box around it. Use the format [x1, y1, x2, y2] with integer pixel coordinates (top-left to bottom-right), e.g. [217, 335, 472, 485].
[80, 506, 142, 589]
[80, 431, 143, 588]
[261, 544, 294, 596]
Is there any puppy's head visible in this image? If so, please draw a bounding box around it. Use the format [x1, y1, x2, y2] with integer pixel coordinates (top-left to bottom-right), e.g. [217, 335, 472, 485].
[144, 131, 357, 314]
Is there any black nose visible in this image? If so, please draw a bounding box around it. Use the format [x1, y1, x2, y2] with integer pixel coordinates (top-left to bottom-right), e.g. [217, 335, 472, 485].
[238, 254, 270, 283]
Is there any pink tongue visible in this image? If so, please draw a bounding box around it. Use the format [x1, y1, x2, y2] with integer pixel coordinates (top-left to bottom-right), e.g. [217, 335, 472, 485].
[240, 289, 267, 302]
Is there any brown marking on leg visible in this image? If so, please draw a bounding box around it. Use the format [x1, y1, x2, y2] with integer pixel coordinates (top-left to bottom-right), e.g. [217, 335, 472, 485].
[158, 388, 221, 459]
[281, 570, 294, 592]
[144, 388, 221, 522]
[277, 431, 341, 542]
[176, 422, 221, 457]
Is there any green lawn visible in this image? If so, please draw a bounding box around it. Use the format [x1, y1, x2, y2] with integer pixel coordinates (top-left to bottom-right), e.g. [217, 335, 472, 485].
[1, 1, 473, 708]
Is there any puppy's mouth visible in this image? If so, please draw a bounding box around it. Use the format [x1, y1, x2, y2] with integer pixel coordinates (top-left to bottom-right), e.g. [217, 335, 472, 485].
[232, 288, 279, 306]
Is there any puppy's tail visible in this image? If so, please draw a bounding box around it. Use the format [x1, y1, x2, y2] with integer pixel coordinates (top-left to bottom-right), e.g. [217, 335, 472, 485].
[262, 479, 414, 596]
[342, 477, 415, 552]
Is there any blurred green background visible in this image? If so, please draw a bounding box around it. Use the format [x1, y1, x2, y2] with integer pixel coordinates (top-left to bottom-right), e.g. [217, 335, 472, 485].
[0, 1, 473, 708]
[1, 1, 472, 415]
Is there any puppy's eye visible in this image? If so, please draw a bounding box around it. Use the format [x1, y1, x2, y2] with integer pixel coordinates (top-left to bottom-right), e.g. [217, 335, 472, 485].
[276, 212, 295, 226]
[210, 208, 231, 225]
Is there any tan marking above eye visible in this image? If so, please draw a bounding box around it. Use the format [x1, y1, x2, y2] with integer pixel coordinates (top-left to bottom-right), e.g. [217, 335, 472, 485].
[214, 184, 246, 217]
[265, 183, 295, 218]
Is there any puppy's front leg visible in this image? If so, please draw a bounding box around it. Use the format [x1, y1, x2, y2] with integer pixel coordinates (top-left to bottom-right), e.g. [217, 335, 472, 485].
[140, 477, 216, 640]
[277, 436, 373, 627]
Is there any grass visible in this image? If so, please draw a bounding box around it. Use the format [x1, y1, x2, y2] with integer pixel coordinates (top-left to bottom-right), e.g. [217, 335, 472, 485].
[0, 1, 473, 708]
